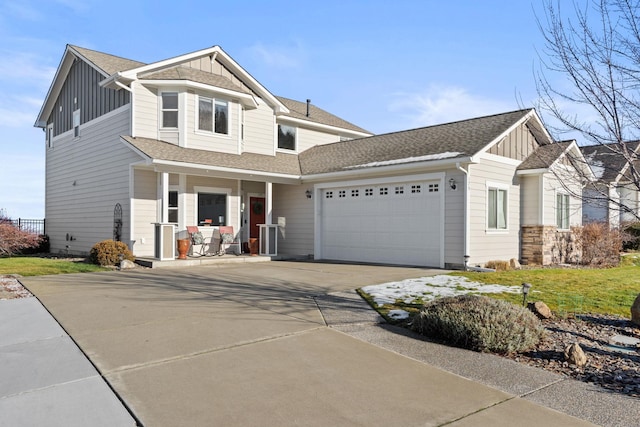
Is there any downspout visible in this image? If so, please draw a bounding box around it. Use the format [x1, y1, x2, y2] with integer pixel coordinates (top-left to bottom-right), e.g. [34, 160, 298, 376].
[456, 162, 470, 270]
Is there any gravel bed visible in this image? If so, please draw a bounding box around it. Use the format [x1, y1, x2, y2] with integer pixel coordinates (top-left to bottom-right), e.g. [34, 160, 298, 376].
[0, 275, 32, 299]
[508, 314, 640, 397]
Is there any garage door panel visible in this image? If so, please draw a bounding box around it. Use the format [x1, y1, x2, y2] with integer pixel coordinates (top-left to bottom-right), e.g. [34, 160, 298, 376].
[320, 180, 442, 267]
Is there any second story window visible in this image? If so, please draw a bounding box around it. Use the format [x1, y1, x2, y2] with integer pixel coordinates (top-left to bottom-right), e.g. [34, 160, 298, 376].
[161, 92, 178, 129]
[198, 96, 228, 135]
[73, 109, 80, 137]
[278, 124, 296, 151]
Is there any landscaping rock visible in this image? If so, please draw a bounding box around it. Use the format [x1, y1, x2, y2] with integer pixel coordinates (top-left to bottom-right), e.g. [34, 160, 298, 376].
[564, 342, 587, 367]
[509, 258, 521, 270]
[631, 294, 640, 326]
[119, 259, 136, 270]
[527, 301, 553, 319]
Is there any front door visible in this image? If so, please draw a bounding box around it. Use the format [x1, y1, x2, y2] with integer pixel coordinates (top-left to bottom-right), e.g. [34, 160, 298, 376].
[249, 197, 265, 239]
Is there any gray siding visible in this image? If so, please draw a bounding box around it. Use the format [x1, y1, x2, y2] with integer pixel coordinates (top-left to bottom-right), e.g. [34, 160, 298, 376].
[46, 107, 140, 255]
[49, 59, 129, 135]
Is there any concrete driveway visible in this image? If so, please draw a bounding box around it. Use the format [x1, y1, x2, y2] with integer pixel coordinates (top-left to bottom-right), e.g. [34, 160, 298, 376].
[20, 261, 596, 427]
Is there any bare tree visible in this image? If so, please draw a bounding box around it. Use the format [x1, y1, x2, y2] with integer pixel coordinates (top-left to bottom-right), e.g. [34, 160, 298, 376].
[536, 0, 640, 223]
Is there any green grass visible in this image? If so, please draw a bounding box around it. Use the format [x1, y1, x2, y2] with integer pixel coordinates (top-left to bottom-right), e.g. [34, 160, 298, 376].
[360, 257, 640, 320]
[0, 257, 108, 276]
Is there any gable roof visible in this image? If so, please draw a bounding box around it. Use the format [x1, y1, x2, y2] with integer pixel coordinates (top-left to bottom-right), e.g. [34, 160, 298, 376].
[580, 141, 640, 182]
[517, 141, 574, 170]
[299, 109, 535, 175]
[141, 66, 249, 94]
[276, 97, 371, 135]
[121, 136, 301, 180]
[70, 45, 144, 76]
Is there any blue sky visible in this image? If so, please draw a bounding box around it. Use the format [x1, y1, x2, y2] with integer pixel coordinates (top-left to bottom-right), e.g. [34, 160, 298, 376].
[0, 0, 561, 219]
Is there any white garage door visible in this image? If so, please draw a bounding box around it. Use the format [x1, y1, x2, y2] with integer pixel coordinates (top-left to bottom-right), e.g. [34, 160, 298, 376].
[320, 179, 442, 267]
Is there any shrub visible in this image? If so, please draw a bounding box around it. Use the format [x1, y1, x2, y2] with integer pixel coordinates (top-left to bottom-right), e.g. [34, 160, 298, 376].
[484, 260, 510, 271]
[574, 222, 622, 267]
[622, 222, 640, 251]
[21, 234, 50, 255]
[89, 240, 134, 266]
[0, 219, 42, 256]
[411, 294, 546, 354]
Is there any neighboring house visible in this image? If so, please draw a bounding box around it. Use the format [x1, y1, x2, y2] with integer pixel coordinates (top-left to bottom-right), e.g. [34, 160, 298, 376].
[35, 44, 590, 268]
[580, 142, 640, 227]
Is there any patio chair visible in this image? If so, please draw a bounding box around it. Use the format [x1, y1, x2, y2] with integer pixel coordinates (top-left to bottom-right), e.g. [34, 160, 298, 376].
[218, 226, 241, 256]
[187, 226, 210, 256]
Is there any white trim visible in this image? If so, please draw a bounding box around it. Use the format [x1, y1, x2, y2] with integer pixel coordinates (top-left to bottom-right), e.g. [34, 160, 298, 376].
[277, 115, 372, 138]
[52, 104, 130, 140]
[193, 185, 232, 226]
[539, 174, 545, 224]
[516, 168, 548, 176]
[141, 79, 258, 110]
[159, 90, 179, 131]
[555, 188, 570, 230]
[303, 157, 474, 182]
[475, 151, 522, 167]
[485, 181, 509, 232]
[237, 103, 243, 154]
[46, 123, 54, 149]
[151, 159, 300, 182]
[314, 172, 445, 190]
[194, 95, 231, 138]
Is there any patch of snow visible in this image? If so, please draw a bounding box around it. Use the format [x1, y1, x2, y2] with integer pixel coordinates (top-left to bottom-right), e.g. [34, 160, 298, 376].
[345, 152, 462, 169]
[361, 275, 521, 307]
[388, 309, 410, 320]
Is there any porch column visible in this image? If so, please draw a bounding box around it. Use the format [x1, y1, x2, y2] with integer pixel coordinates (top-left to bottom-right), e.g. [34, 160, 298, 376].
[265, 181, 273, 223]
[160, 172, 169, 223]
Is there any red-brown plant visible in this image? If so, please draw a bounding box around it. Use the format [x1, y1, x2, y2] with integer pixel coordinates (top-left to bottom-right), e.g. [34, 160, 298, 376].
[0, 215, 42, 256]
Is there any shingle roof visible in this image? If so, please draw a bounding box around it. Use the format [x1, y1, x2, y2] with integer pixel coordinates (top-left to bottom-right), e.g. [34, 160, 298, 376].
[276, 96, 371, 134]
[580, 141, 640, 182]
[299, 109, 533, 175]
[517, 141, 573, 170]
[70, 45, 145, 75]
[141, 66, 251, 95]
[121, 136, 301, 176]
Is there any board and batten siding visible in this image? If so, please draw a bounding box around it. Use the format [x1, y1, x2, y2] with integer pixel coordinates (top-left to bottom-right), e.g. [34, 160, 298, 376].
[272, 184, 314, 257]
[487, 123, 538, 161]
[131, 168, 158, 257]
[468, 159, 521, 265]
[46, 107, 140, 255]
[49, 59, 130, 136]
[443, 170, 465, 268]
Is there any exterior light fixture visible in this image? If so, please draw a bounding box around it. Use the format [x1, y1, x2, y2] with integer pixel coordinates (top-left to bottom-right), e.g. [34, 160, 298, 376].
[305, 189, 312, 199]
[463, 254, 470, 271]
[449, 178, 457, 190]
[521, 282, 532, 306]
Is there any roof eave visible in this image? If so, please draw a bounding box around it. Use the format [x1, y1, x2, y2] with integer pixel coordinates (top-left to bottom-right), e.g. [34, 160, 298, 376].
[302, 156, 474, 182]
[277, 116, 372, 138]
[35, 46, 76, 128]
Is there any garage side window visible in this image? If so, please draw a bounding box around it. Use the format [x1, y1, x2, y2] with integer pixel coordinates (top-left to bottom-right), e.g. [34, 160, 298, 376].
[488, 187, 507, 230]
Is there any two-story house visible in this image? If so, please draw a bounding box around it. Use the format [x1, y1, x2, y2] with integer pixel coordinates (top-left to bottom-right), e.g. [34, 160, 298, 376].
[36, 44, 592, 268]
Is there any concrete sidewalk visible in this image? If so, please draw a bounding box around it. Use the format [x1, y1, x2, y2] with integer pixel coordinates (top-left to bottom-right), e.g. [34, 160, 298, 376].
[16, 262, 625, 426]
[0, 297, 137, 427]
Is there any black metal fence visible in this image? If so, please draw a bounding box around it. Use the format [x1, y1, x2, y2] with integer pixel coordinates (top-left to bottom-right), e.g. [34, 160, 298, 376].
[8, 218, 45, 235]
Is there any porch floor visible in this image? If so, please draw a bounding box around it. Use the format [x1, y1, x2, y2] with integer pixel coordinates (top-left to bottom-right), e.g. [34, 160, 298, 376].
[135, 254, 280, 269]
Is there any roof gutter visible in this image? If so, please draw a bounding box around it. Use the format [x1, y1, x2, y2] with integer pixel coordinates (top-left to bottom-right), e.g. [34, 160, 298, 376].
[277, 116, 372, 138]
[302, 156, 475, 182]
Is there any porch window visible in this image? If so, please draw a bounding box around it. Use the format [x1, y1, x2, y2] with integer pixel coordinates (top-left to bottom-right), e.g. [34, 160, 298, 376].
[488, 187, 507, 230]
[161, 92, 178, 128]
[557, 193, 570, 229]
[198, 96, 228, 135]
[168, 191, 178, 224]
[278, 124, 296, 150]
[198, 193, 227, 226]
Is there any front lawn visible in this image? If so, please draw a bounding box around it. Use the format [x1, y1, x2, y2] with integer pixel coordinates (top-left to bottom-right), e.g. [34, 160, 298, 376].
[0, 257, 108, 276]
[359, 259, 640, 319]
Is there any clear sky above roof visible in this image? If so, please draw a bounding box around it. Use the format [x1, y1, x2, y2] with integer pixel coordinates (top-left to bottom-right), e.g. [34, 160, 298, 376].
[0, 0, 567, 218]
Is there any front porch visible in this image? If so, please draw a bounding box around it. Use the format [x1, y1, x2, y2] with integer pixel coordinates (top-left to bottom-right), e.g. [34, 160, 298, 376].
[135, 253, 289, 269]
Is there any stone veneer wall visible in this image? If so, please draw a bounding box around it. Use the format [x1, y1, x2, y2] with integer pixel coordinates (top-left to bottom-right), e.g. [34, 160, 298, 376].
[521, 225, 581, 265]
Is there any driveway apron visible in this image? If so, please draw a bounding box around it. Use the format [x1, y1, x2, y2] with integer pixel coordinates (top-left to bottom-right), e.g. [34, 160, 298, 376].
[20, 262, 595, 427]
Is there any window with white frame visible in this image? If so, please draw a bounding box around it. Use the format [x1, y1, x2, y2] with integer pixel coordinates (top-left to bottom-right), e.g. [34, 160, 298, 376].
[161, 92, 178, 128]
[557, 192, 570, 229]
[72, 109, 80, 137]
[487, 186, 508, 230]
[198, 193, 227, 226]
[197, 96, 228, 135]
[277, 124, 296, 150]
[168, 191, 178, 224]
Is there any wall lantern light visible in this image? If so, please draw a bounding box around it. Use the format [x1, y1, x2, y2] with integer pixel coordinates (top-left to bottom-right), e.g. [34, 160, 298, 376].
[449, 178, 457, 190]
[305, 189, 312, 199]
